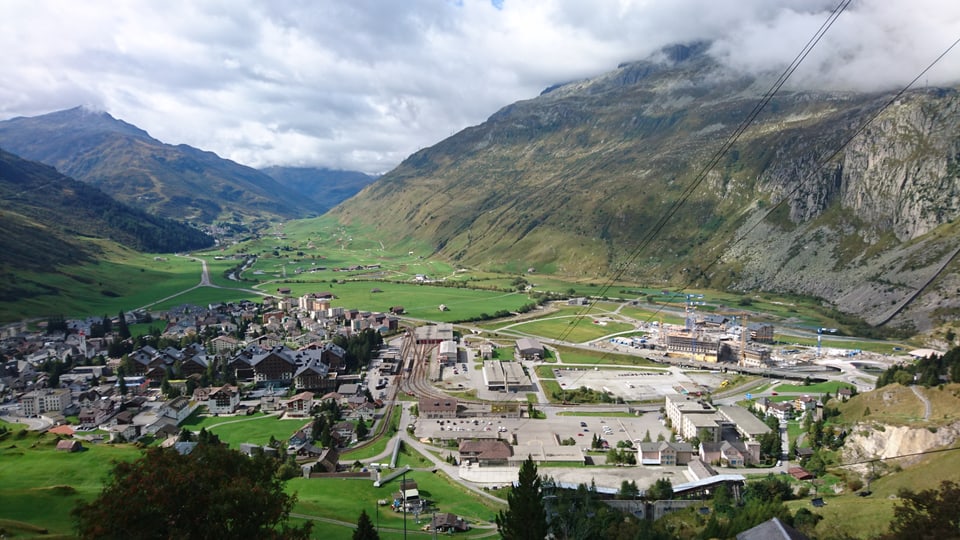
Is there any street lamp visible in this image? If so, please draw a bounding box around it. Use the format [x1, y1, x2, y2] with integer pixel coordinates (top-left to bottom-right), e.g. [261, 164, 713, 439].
[817, 328, 837, 357]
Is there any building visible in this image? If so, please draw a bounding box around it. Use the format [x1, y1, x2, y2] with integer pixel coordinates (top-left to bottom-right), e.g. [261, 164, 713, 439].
[419, 397, 458, 419]
[665, 331, 719, 359]
[415, 323, 454, 345]
[459, 439, 513, 466]
[717, 405, 772, 441]
[428, 513, 470, 533]
[284, 392, 315, 417]
[482, 361, 533, 392]
[19, 388, 71, 417]
[515, 337, 544, 360]
[665, 395, 724, 443]
[737, 517, 810, 540]
[193, 385, 241, 415]
[439, 340, 459, 365]
[56, 440, 83, 452]
[160, 396, 198, 425]
[747, 323, 775, 344]
[638, 441, 695, 466]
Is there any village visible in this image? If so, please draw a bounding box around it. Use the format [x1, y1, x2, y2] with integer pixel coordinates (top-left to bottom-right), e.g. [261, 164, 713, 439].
[0, 284, 897, 534]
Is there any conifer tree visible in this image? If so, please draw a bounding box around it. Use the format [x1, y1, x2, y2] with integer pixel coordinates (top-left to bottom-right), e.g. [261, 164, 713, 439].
[352, 509, 380, 540]
[496, 455, 547, 540]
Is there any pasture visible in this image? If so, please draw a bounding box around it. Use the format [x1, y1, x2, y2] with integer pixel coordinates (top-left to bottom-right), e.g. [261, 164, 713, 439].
[180, 412, 311, 448]
[0, 428, 142, 536]
[499, 315, 635, 343]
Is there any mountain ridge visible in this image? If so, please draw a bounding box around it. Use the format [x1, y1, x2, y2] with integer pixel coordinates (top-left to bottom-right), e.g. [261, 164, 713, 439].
[0, 108, 313, 223]
[331, 45, 960, 336]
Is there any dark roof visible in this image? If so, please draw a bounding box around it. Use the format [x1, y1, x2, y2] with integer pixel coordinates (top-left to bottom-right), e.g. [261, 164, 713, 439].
[458, 439, 513, 461]
[736, 517, 810, 540]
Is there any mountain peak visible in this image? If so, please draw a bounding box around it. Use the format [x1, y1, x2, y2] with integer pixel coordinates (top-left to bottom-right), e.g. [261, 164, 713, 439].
[26, 106, 152, 139]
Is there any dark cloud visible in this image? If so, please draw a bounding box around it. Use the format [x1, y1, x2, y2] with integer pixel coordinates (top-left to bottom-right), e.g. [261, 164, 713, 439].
[0, 0, 957, 173]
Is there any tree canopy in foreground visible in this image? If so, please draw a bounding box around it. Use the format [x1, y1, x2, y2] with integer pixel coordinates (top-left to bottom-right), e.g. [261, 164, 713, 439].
[72, 443, 311, 539]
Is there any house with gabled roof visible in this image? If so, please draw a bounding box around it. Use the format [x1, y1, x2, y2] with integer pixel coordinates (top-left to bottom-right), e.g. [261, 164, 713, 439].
[284, 391, 315, 417]
[459, 439, 513, 466]
[419, 396, 458, 419]
[193, 385, 240, 414]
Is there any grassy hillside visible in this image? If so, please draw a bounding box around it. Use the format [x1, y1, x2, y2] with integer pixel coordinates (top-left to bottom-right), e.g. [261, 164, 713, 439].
[329, 45, 960, 336]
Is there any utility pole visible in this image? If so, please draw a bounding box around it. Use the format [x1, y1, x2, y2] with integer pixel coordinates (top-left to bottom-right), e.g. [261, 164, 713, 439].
[402, 468, 408, 539]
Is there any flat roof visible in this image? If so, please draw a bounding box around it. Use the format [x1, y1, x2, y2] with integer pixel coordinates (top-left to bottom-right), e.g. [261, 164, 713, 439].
[718, 405, 772, 437]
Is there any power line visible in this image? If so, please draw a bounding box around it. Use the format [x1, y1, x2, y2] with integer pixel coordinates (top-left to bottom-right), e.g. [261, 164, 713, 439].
[552, 0, 852, 347]
[543, 1, 853, 401]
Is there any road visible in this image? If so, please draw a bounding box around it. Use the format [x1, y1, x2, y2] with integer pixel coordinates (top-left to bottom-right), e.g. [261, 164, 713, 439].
[137, 254, 270, 310]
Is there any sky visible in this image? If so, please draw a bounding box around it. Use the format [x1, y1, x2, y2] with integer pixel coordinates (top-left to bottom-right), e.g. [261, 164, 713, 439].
[1, 0, 959, 174]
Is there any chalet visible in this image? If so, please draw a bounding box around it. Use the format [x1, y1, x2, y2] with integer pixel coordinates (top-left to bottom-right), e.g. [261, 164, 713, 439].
[331, 421, 356, 446]
[78, 401, 115, 428]
[193, 385, 241, 414]
[160, 396, 198, 425]
[458, 439, 513, 466]
[428, 513, 470, 533]
[314, 447, 340, 473]
[234, 345, 298, 385]
[179, 354, 209, 378]
[293, 361, 330, 391]
[284, 391, 315, 417]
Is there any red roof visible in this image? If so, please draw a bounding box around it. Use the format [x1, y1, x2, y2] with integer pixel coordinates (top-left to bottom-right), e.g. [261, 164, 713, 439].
[49, 425, 76, 436]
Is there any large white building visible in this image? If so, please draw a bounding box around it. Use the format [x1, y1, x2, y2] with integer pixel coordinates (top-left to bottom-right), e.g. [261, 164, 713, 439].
[19, 388, 71, 417]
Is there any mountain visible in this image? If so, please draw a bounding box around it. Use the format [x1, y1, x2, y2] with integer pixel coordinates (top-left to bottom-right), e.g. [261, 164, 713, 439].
[260, 166, 377, 214]
[0, 147, 213, 301]
[330, 44, 960, 335]
[0, 107, 312, 223]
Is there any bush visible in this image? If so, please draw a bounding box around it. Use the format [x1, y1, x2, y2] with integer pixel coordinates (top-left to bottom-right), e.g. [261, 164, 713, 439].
[847, 478, 864, 492]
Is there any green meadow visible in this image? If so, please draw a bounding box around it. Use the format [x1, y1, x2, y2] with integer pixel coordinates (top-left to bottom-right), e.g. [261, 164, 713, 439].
[490, 314, 635, 343]
[180, 412, 311, 449]
[0, 426, 142, 536]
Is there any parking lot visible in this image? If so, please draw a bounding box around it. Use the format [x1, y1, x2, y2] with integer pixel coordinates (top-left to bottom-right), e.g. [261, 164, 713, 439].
[413, 409, 672, 457]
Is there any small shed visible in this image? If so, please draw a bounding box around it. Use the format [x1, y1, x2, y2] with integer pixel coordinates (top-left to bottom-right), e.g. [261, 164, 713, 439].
[56, 440, 83, 453]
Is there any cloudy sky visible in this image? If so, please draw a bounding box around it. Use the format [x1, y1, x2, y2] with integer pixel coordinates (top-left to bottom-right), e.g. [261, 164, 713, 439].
[2, 0, 959, 174]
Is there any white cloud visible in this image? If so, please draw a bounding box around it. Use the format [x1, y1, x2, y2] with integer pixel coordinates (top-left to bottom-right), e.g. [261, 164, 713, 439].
[0, 0, 958, 174]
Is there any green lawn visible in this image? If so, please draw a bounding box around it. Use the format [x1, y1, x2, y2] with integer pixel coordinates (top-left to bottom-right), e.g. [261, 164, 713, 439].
[290, 466, 504, 532]
[0, 430, 143, 536]
[776, 381, 855, 394]
[553, 345, 661, 367]
[181, 413, 311, 448]
[500, 316, 635, 343]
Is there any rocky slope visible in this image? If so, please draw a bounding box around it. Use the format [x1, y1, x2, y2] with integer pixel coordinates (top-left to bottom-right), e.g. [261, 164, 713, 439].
[332, 44, 960, 333]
